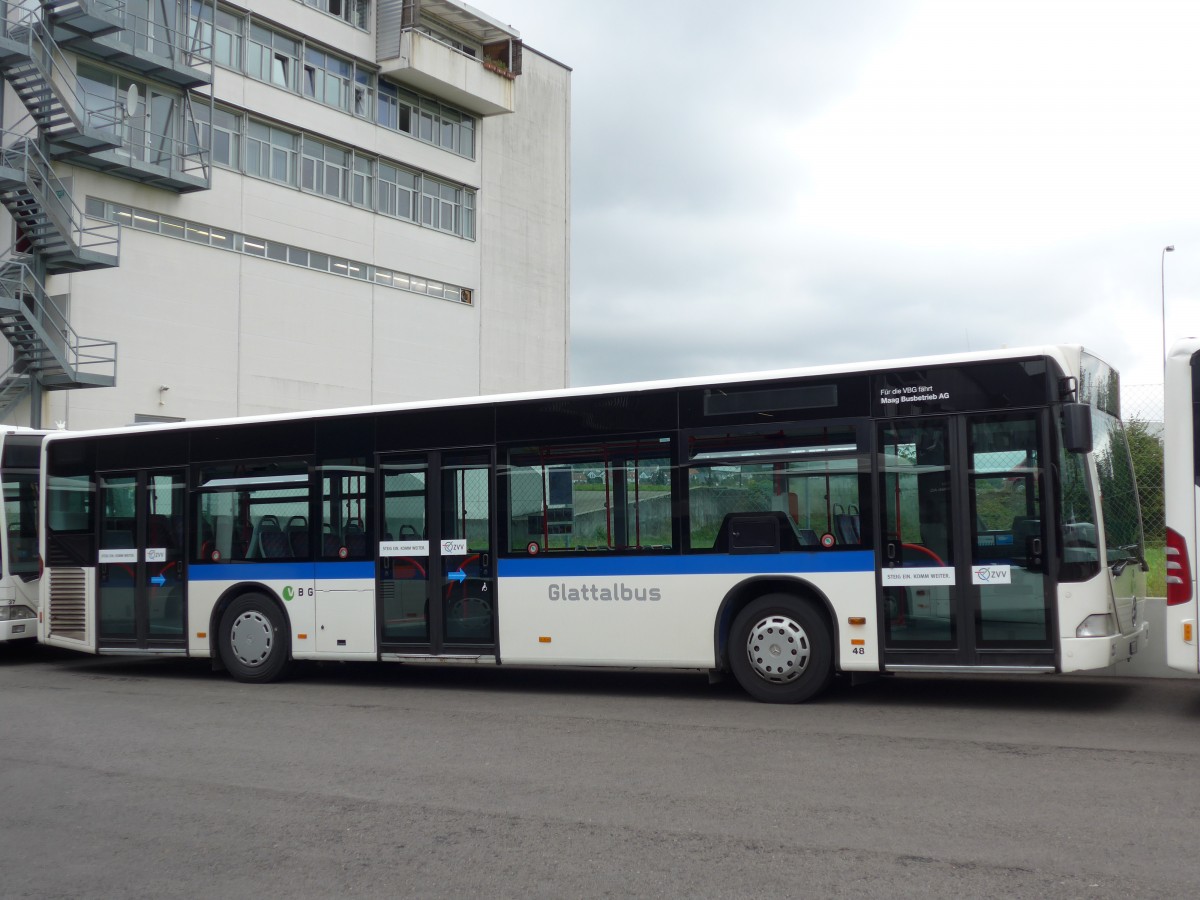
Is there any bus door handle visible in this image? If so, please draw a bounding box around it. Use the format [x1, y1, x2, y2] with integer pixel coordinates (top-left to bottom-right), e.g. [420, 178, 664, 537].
[886, 542, 897, 562]
[1027, 536, 1043, 572]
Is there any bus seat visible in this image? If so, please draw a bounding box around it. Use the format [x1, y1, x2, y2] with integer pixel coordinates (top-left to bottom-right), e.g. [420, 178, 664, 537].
[713, 512, 810, 553]
[287, 516, 308, 557]
[248, 515, 282, 558]
[835, 507, 861, 545]
[260, 519, 290, 559]
[345, 528, 368, 558]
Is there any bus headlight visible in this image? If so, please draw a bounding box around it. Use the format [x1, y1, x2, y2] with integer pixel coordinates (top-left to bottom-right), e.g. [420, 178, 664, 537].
[1076, 614, 1116, 637]
[0, 605, 35, 621]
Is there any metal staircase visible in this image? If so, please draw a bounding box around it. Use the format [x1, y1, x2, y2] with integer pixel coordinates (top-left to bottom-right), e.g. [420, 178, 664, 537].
[0, 130, 119, 271]
[0, 1, 121, 155]
[0, 2, 122, 421]
[0, 257, 116, 413]
[47, 0, 212, 91]
[42, 0, 124, 44]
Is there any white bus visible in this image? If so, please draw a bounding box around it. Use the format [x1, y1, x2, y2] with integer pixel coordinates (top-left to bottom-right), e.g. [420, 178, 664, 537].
[1164, 337, 1200, 673]
[0, 429, 47, 643]
[38, 346, 1147, 702]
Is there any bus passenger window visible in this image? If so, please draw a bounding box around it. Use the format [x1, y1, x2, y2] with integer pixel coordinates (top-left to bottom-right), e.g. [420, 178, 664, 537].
[193, 463, 310, 562]
[506, 439, 672, 552]
[686, 426, 866, 551]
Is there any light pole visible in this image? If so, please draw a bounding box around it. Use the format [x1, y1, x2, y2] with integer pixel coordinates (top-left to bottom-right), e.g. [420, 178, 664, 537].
[1163, 244, 1175, 372]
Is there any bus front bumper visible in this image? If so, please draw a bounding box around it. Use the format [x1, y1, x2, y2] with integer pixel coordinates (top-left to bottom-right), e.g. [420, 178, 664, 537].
[1060, 618, 1150, 672]
[0, 605, 36, 642]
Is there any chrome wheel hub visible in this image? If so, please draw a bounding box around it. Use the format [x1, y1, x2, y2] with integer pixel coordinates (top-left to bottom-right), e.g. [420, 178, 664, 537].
[745, 614, 809, 684]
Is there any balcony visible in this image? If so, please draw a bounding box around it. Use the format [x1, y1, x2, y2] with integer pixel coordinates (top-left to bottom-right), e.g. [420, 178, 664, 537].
[57, 120, 209, 193]
[380, 28, 514, 116]
[377, 0, 520, 117]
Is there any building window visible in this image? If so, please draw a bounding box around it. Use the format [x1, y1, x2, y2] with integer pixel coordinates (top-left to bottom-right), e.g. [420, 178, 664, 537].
[415, 22, 478, 58]
[302, 0, 369, 30]
[87, 198, 476, 305]
[422, 178, 464, 234]
[353, 68, 372, 118]
[190, 104, 241, 170]
[303, 47, 353, 111]
[462, 191, 475, 240]
[246, 121, 298, 185]
[351, 155, 373, 208]
[301, 137, 349, 200]
[377, 80, 475, 159]
[247, 24, 299, 90]
[377, 163, 418, 221]
[192, 5, 244, 69]
[214, 8, 244, 68]
[77, 62, 187, 167]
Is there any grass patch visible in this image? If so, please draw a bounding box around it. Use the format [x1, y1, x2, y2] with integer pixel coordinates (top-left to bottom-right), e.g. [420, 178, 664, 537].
[1144, 543, 1165, 597]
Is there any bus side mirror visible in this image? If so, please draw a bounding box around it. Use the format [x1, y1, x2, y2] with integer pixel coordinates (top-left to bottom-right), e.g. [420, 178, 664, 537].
[1063, 403, 1092, 454]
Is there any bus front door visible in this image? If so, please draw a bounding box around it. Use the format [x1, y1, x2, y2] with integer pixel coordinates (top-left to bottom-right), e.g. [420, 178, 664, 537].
[877, 413, 1054, 670]
[377, 451, 495, 655]
[97, 470, 187, 652]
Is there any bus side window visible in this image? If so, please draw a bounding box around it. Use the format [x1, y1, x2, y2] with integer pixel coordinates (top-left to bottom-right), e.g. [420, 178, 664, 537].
[506, 441, 673, 552]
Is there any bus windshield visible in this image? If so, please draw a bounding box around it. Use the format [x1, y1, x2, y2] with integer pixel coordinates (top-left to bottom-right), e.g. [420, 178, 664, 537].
[1079, 351, 1144, 563]
[4, 471, 40, 578]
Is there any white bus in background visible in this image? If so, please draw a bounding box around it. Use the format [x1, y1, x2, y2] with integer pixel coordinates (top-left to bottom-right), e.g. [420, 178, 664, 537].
[0, 429, 47, 643]
[37, 346, 1146, 703]
[1164, 338, 1200, 673]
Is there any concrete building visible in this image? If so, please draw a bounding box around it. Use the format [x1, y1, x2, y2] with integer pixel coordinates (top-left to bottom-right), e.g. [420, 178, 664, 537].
[0, 0, 570, 429]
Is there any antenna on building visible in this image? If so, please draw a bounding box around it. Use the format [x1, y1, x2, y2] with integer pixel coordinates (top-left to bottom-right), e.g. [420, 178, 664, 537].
[124, 84, 139, 118]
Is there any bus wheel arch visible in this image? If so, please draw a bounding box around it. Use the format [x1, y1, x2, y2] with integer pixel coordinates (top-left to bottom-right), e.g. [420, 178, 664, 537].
[716, 579, 837, 703]
[210, 585, 292, 683]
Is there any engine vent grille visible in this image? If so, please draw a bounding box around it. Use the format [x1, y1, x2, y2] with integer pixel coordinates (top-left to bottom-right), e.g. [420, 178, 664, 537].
[48, 568, 86, 641]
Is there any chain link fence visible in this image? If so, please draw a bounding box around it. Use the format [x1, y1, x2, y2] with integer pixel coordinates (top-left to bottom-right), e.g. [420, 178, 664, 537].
[1123, 384, 1165, 546]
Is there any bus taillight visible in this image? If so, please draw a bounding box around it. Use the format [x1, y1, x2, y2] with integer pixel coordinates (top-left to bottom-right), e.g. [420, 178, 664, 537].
[1166, 527, 1193, 606]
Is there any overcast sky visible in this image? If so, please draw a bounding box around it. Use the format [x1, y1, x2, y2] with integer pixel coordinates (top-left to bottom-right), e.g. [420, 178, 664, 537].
[484, 0, 1199, 404]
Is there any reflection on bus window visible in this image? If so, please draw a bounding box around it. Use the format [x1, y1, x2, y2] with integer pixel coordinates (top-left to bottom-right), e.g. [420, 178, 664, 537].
[3, 473, 39, 577]
[687, 426, 866, 551]
[193, 463, 309, 562]
[507, 439, 672, 552]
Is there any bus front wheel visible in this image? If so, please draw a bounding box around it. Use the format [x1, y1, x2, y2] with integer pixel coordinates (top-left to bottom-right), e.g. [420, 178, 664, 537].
[729, 594, 832, 703]
[218, 594, 290, 683]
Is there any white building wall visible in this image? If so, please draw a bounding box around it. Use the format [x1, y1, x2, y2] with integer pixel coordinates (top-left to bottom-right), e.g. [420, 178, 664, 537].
[479, 47, 571, 395]
[6, 0, 569, 430]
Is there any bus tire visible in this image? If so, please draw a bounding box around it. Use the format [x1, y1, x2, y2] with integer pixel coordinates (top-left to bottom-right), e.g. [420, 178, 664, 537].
[218, 594, 290, 684]
[729, 594, 832, 703]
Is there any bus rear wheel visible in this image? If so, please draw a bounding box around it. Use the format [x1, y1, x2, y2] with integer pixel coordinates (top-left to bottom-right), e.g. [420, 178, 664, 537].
[219, 594, 290, 683]
[729, 594, 832, 703]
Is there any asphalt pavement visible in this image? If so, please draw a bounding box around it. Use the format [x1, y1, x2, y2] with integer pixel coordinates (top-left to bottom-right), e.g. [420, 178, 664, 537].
[2, 642, 1199, 899]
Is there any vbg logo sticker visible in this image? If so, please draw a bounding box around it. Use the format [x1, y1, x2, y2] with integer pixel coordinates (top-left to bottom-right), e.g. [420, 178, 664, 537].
[282, 586, 294, 601]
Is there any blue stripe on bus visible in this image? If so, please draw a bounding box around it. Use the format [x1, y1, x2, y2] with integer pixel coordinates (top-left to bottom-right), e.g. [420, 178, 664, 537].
[189, 562, 375, 581]
[497, 551, 875, 578]
[187, 553, 873, 583]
